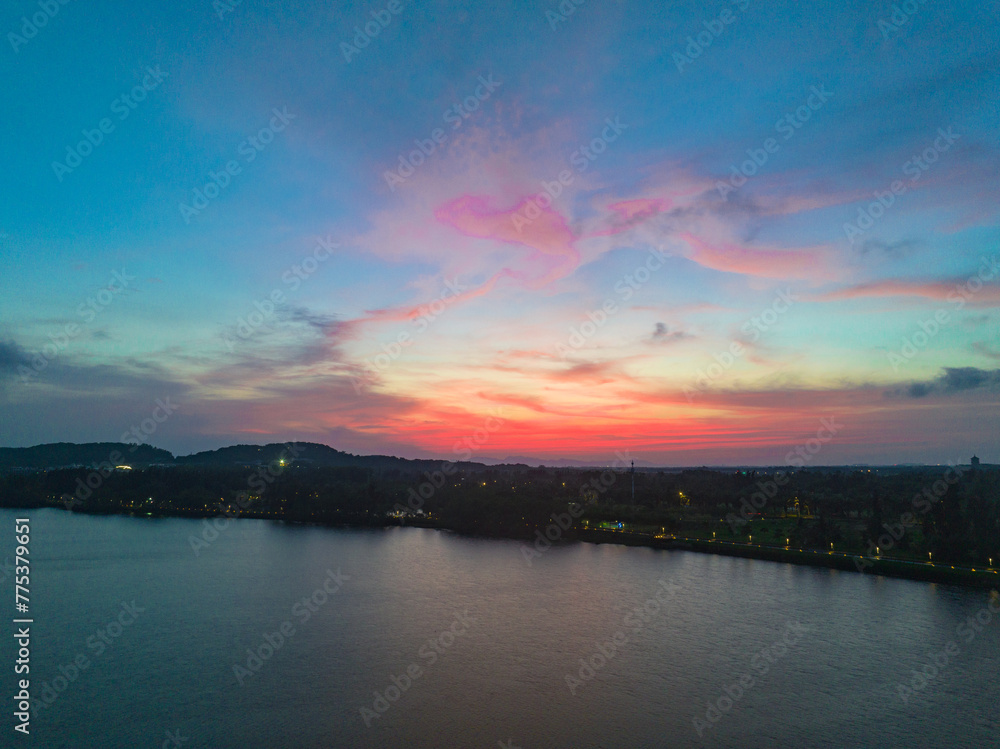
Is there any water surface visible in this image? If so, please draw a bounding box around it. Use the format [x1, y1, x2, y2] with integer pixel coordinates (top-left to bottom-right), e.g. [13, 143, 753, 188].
[3, 508, 998, 748]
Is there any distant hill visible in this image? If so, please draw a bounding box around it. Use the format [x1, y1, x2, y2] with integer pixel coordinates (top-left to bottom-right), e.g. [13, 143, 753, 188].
[2, 441, 987, 472]
[176, 442, 392, 467]
[0, 441, 488, 473]
[0, 442, 174, 468]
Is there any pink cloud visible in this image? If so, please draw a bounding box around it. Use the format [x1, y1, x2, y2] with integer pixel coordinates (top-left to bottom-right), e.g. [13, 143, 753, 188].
[680, 232, 831, 280]
[813, 279, 1000, 306]
[348, 269, 515, 330]
[610, 198, 671, 221]
[586, 197, 673, 238]
[434, 194, 580, 289]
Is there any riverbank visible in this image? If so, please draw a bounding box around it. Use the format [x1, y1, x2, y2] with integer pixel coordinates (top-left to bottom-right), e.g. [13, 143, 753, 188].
[10, 502, 999, 589]
[577, 528, 1000, 589]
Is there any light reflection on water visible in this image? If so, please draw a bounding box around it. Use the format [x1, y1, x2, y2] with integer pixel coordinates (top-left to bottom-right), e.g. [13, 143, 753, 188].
[4, 509, 998, 748]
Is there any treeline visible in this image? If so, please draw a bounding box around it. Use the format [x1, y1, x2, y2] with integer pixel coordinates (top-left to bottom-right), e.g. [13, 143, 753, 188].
[0, 462, 996, 566]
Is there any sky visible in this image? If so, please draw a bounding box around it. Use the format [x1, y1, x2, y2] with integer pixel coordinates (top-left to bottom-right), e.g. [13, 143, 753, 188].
[1, 0, 999, 465]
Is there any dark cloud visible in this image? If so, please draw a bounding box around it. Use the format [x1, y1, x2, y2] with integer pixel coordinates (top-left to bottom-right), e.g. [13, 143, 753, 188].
[206, 304, 353, 385]
[650, 323, 691, 345]
[220, 303, 346, 342]
[286, 306, 346, 337]
[887, 367, 1000, 399]
[855, 238, 921, 258]
[0, 336, 190, 449]
[680, 186, 760, 220]
[0, 336, 187, 395]
[972, 341, 1000, 360]
[940, 367, 999, 392]
[0, 340, 31, 373]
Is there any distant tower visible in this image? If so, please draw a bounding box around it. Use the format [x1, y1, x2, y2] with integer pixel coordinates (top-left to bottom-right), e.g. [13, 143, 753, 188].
[631, 460, 635, 503]
[972, 455, 980, 471]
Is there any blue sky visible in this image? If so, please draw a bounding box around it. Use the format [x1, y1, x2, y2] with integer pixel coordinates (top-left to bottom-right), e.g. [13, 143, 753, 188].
[1, 0, 998, 463]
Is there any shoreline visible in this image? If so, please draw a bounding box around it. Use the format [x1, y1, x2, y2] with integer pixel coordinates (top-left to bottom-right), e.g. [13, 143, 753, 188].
[8, 504, 999, 589]
[576, 528, 1000, 589]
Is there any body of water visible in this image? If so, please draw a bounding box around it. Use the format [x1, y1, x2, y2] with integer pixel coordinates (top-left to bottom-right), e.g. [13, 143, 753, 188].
[3, 508, 998, 748]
